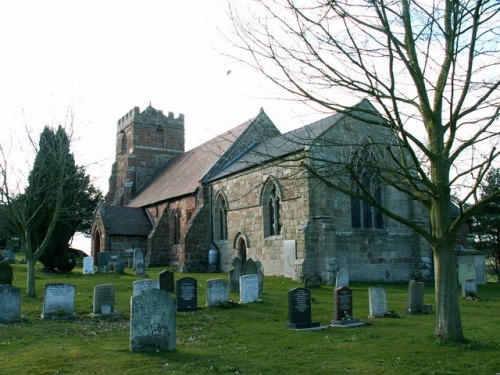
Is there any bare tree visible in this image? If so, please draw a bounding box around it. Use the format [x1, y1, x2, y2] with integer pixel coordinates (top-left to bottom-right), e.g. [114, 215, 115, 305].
[227, 0, 499, 341]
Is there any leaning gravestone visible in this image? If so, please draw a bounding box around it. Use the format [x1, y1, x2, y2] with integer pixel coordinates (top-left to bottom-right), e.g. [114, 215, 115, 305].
[130, 289, 176, 352]
[0, 260, 14, 285]
[335, 268, 349, 288]
[206, 279, 229, 307]
[92, 284, 119, 317]
[368, 287, 387, 318]
[0, 285, 21, 322]
[407, 280, 425, 313]
[240, 274, 259, 303]
[41, 283, 76, 319]
[287, 287, 320, 329]
[241, 258, 257, 276]
[159, 270, 175, 293]
[133, 280, 159, 296]
[176, 277, 198, 312]
[82, 256, 95, 275]
[330, 286, 364, 327]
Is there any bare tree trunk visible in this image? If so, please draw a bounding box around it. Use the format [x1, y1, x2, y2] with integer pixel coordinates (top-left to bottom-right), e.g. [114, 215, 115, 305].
[26, 257, 37, 297]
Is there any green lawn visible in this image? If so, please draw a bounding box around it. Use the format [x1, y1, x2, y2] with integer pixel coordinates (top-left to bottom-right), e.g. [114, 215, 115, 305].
[1, 261, 499, 375]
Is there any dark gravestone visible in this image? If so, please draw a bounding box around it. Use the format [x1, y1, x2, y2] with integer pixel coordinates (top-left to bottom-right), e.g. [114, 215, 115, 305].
[287, 287, 320, 329]
[0, 285, 21, 322]
[159, 270, 175, 293]
[92, 284, 119, 317]
[407, 280, 425, 313]
[97, 252, 110, 267]
[229, 257, 242, 293]
[176, 277, 197, 312]
[0, 260, 14, 285]
[134, 249, 146, 277]
[333, 286, 353, 321]
[241, 258, 257, 276]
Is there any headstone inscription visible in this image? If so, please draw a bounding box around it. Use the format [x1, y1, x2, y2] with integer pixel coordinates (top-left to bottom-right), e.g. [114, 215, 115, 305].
[335, 268, 349, 289]
[133, 280, 159, 296]
[41, 283, 76, 319]
[130, 289, 176, 352]
[0, 260, 14, 285]
[240, 274, 259, 303]
[407, 280, 424, 313]
[368, 287, 387, 318]
[83, 256, 95, 275]
[92, 284, 119, 317]
[0, 285, 21, 322]
[176, 277, 198, 312]
[159, 270, 175, 293]
[241, 258, 257, 276]
[206, 279, 229, 307]
[287, 287, 320, 329]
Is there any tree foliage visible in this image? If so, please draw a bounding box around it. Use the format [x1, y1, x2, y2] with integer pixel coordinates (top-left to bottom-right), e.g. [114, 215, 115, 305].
[228, 0, 500, 341]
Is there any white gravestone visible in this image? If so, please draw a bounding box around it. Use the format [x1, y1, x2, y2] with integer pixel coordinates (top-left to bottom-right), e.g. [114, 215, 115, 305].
[240, 274, 259, 303]
[133, 279, 159, 296]
[41, 283, 76, 319]
[368, 287, 387, 318]
[0, 285, 21, 322]
[284, 240, 296, 278]
[83, 256, 95, 274]
[206, 279, 229, 307]
[335, 268, 349, 288]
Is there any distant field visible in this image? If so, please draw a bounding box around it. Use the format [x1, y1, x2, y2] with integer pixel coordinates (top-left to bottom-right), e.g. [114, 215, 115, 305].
[1, 261, 499, 375]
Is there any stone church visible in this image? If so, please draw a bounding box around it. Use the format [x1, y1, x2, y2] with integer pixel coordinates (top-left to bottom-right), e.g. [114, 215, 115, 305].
[91, 100, 432, 282]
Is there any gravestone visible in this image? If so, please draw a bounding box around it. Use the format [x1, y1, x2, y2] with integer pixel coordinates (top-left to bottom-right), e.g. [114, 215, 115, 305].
[0, 285, 21, 322]
[240, 274, 259, 303]
[368, 287, 387, 318]
[407, 280, 425, 313]
[335, 268, 349, 288]
[97, 252, 110, 267]
[114, 261, 124, 274]
[241, 258, 257, 276]
[92, 284, 119, 317]
[206, 278, 229, 307]
[41, 283, 76, 319]
[255, 260, 264, 296]
[229, 257, 242, 293]
[159, 270, 175, 293]
[330, 286, 364, 327]
[82, 256, 94, 275]
[130, 289, 176, 352]
[134, 249, 146, 277]
[457, 256, 476, 286]
[3, 250, 15, 263]
[304, 274, 322, 288]
[133, 280, 159, 296]
[176, 277, 198, 312]
[287, 287, 320, 329]
[0, 260, 14, 285]
[284, 240, 296, 278]
[462, 279, 478, 298]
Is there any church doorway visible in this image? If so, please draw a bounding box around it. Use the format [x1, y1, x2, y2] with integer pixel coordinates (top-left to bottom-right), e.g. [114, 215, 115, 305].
[236, 237, 247, 265]
[92, 230, 101, 266]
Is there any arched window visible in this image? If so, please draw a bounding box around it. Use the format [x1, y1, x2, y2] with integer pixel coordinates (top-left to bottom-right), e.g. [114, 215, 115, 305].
[213, 193, 228, 240]
[263, 181, 281, 237]
[120, 133, 127, 154]
[350, 149, 383, 229]
[172, 208, 181, 244]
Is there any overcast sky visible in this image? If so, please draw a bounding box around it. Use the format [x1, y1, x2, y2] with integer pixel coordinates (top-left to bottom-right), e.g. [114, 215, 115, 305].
[0, 0, 323, 193]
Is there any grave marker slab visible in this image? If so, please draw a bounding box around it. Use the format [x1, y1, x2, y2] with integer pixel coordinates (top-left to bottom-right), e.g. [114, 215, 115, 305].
[0, 285, 21, 322]
[240, 274, 259, 303]
[284, 240, 296, 278]
[287, 287, 320, 329]
[41, 283, 75, 319]
[92, 284, 119, 317]
[462, 279, 478, 298]
[176, 277, 198, 312]
[206, 278, 229, 307]
[97, 252, 110, 267]
[330, 286, 364, 327]
[0, 260, 14, 285]
[83, 256, 94, 275]
[241, 258, 257, 276]
[133, 280, 159, 296]
[335, 268, 349, 289]
[159, 270, 175, 293]
[407, 280, 425, 313]
[368, 287, 387, 318]
[130, 289, 176, 352]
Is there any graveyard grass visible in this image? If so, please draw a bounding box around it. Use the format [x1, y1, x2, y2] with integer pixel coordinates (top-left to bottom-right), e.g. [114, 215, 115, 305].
[1, 261, 499, 375]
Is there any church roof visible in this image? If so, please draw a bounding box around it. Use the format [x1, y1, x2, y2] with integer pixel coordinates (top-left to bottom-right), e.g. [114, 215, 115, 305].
[127, 116, 257, 207]
[100, 206, 151, 236]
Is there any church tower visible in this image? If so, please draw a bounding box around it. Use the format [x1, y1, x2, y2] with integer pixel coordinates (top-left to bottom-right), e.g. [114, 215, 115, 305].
[105, 105, 185, 206]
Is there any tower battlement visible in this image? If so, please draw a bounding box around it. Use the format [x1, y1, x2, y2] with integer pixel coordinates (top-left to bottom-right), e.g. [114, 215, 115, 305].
[117, 105, 184, 132]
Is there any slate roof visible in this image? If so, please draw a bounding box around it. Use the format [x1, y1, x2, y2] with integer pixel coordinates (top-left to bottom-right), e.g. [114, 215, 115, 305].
[100, 206, 151, 236]
[127, 118, 253, 208]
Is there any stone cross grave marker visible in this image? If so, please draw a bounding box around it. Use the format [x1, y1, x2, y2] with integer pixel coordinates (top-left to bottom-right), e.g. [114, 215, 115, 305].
[0, 260, 14, 285]
[133, 280, 159, 297]
[176, 277, 198, 312]
[287, 287, 320, 329]
[240, 274, 259, 303]
[159, 270, 175, 293]
[130, 289, 176, 352]
[93, 284, 118, 316]
[368, 287, 387, 318]
[335, 268, 349, 289]
[241, 258, 257, 276]
[407, 280, 425, 313]
[0, 285, 21, 323]
[134, 249, 146, 277]
[41, 283, 76, 319]
[83, 256, 94, 275]
[206, 278, 229, 307]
